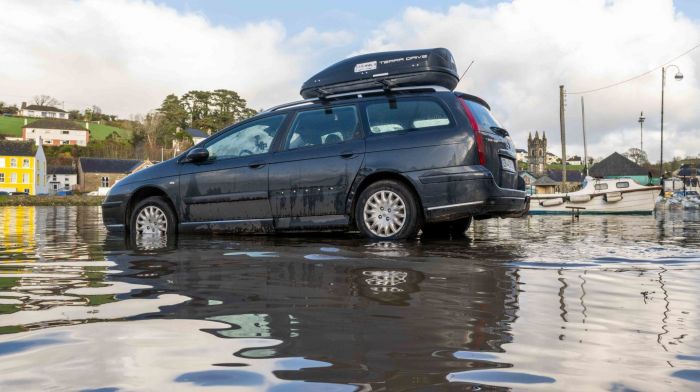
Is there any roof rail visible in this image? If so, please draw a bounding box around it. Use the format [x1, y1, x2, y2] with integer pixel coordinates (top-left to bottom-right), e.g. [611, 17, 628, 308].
[262, 85, 450, 113]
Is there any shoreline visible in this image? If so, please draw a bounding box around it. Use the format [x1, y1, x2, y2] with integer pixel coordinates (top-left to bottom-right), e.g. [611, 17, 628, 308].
[0, 195, 105, 206]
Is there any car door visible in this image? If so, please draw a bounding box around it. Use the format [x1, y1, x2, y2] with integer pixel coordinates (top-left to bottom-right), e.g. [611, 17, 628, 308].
[179, 114, 287, 231]
[268, 104, 365, 230]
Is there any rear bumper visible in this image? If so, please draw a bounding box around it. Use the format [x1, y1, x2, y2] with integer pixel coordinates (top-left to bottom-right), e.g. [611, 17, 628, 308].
[408, 166, 528, 222]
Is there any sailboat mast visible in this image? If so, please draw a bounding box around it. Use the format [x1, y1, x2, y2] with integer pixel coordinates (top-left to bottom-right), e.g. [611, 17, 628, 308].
[581, 96, 589, 177]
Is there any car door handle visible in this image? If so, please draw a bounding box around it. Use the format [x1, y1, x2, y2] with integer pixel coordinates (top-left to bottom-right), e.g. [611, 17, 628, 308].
[340, 152, 357, 159]
[249, 162, 266, 169]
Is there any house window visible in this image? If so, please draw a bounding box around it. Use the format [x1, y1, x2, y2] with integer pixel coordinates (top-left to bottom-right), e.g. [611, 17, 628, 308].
[52, 174, 57, 181]
[22, 158, 30, 168]
[22, 174, 29, 183]
[62, 130, 69, 135]
[24, 188, 29, 194]
[52, 183, 59, 191]
[44, 139, 51, 144]
[10, 158, 17, 167]
[101, 176, 110, 187]
[0, 173, 4, 183]
[64, 184, 70, 190]
[10, 173, 17, 183]
[62, 140, 70, 145]
[0, 158, 4, 168]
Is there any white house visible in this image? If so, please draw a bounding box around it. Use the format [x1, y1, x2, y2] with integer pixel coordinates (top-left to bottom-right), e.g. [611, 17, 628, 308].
[47, 165, 78, 193]
[22, 119, 90, 146]
[516, 148, 528, 163]
[566, 155, 583, 165]
[546, 152, 560, 165]
[20, 103, 68, 119]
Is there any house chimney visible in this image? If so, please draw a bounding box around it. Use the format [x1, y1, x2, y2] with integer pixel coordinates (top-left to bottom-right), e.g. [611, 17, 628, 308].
[21, 102, 26, 110]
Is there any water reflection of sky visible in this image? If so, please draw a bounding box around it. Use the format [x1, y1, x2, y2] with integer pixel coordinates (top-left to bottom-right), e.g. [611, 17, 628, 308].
[0, 206, 699, 390]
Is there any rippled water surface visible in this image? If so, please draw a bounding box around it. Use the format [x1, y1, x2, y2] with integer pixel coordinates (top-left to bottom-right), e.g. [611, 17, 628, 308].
[1, 206, 699, 391]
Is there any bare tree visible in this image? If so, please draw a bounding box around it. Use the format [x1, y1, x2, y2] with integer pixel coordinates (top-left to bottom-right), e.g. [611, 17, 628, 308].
[32, 95, 60, 107]
[623, 147, 649, 165]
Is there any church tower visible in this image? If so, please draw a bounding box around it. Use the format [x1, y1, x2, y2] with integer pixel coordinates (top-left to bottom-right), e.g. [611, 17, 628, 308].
[527, 131, 547, 176]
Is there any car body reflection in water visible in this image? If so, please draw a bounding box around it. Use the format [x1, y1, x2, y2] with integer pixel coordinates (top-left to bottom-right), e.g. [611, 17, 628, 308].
[0, 206, 699, 390]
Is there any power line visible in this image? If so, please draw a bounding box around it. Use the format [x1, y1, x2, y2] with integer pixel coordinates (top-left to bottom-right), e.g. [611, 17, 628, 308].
[567, 42, 700, 95]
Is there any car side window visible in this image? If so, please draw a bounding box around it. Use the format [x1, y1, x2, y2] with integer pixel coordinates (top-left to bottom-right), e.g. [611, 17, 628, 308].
[284, 106, 358, 150]
[366, 99, 451, 134]
[206, 115, 285, 160]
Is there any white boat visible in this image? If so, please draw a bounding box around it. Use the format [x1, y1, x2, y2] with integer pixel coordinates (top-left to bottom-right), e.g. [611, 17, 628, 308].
[529, 177, 662, 215]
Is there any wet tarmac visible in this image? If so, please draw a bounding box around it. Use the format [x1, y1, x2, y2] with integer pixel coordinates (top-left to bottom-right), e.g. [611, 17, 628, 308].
[0, 206, 699, 391]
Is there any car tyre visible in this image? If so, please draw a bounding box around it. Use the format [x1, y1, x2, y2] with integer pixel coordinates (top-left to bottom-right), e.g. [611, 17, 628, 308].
[129, 196, 177, 237]
[421, 217, 472, 239]
[355, 180, 421, 240]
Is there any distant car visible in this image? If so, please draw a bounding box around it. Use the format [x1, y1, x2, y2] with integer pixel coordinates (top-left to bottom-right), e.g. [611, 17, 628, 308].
[9, 192, 28, 196]
[103, 48, 528, 239]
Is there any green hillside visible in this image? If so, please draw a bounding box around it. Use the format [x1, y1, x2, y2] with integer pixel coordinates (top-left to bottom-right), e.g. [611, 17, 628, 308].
[0, 116, 131, 141]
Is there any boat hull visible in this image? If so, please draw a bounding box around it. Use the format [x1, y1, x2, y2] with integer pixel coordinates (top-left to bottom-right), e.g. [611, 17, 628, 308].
[529, 187, 659, 215]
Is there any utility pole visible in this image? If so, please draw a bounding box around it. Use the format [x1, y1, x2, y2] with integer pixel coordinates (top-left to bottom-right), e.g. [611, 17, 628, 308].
[660, 67, 665, 178]
[581, 96, 588, 177]
[559, 85, 567, 189]
[638, 111, 645, 157]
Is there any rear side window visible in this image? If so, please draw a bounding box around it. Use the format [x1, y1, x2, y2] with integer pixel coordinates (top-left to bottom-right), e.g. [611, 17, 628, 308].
[285, 106, 359, 150]
[463, 99, 501, 130]
[366, 99, 451, 134]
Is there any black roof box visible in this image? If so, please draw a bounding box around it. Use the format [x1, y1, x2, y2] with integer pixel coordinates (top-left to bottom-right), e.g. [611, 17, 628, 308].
[300, 48, 459, 99]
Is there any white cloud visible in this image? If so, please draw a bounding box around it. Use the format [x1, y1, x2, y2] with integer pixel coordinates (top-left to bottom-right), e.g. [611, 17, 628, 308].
[0, 0, 349, 116]
[361, 0, 700, 161]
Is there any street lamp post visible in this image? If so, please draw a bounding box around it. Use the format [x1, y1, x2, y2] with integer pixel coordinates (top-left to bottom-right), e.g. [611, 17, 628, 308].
[638, 111, 645, 155]
[660, 65, 683, 178]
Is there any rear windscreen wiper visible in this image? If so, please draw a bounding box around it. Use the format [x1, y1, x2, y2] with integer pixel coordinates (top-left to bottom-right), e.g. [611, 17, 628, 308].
[490, 126, 510, 137]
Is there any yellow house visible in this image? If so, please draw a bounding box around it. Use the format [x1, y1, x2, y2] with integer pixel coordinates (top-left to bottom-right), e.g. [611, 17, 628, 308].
[0, 140, 47, 195]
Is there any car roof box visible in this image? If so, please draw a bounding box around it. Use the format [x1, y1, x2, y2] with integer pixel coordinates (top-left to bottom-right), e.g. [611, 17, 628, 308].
[300, 48, 459, 99]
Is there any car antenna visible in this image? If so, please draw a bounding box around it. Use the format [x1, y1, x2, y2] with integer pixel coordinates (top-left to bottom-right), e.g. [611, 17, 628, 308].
[456, 60, 475, 88]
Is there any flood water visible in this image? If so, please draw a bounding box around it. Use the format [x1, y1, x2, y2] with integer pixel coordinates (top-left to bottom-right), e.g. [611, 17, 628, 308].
[0, 207, 699, 391]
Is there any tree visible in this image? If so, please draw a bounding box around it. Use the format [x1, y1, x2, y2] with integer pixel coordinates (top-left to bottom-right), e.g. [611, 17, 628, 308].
[134, 112, 165, 151]
[157, 94, 188, 139]
[32, 95, 60, 107]
[623, 147, 649, 165]
[0, 102, 18, 115]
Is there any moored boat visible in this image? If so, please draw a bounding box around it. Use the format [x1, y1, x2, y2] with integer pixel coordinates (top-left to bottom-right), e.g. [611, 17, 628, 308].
[529, 177, 661, 215]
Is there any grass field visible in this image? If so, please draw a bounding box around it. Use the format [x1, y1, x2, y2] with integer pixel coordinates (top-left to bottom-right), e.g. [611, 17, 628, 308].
[0, 116, 131, 141]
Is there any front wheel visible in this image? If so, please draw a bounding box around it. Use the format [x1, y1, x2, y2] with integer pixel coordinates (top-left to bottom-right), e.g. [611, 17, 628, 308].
[129, 196, 177, 237]
[355, 180, 421, 240]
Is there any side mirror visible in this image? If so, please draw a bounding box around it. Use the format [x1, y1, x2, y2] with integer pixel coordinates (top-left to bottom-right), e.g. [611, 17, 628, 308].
[183, 147, 209, 163]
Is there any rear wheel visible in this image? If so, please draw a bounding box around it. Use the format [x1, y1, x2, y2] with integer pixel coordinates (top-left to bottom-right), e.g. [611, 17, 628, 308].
[355, 180, 421, 240]
[129, 196, 176, 237]
[421, 217, 472, 239]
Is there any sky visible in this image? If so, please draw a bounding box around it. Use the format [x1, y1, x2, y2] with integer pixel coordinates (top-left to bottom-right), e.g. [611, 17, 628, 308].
[1, 0, 700, 162]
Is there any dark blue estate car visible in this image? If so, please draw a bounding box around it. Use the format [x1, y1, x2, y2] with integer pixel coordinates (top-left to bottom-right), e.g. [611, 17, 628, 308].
[102, 86, 527, 239]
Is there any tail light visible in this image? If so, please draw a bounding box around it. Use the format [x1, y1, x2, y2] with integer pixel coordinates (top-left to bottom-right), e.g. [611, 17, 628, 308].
[459, 98, 486, 165]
